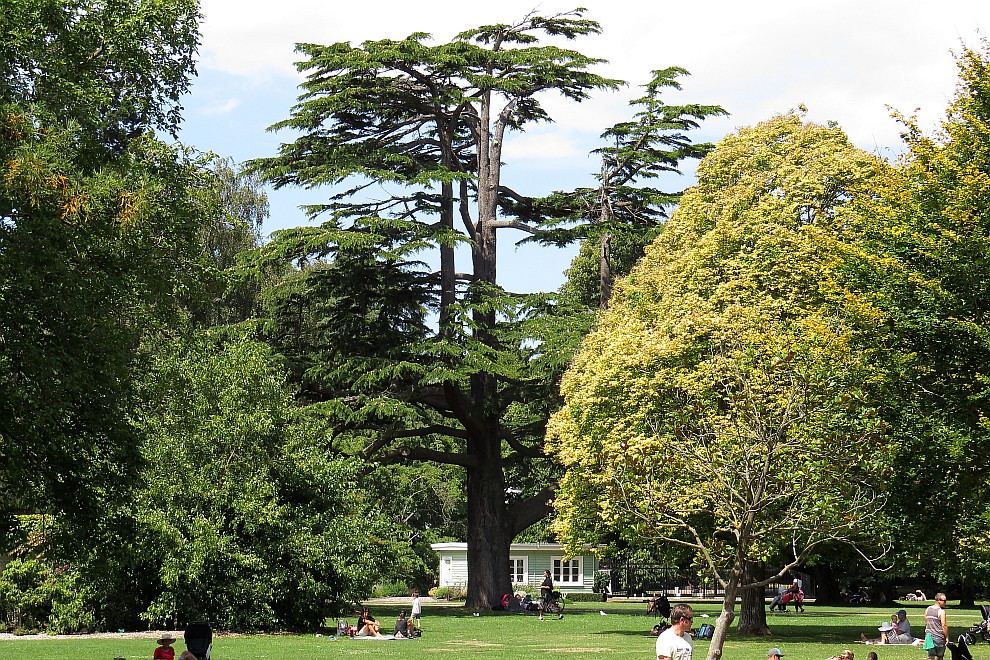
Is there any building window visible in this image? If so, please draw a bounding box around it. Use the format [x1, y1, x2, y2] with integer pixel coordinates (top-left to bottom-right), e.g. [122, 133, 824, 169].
[552, 556, 583, 584]
[509, 556, 528, 584]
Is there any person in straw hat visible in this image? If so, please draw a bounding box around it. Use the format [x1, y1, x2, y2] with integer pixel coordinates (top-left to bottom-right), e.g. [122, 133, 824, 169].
[154, 634, 178, 660]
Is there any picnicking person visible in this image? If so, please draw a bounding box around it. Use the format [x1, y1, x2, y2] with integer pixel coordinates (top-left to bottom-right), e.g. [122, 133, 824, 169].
[154, 635, 177, 660]
[356, 606, 384, 637]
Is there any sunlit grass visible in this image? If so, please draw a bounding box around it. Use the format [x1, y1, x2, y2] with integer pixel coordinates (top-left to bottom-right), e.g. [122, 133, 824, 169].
[3, 599, 985, 660]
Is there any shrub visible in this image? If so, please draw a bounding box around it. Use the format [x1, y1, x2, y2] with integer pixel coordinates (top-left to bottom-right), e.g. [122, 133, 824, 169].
[0, 559, 93, 634]
[429, 586, 466, 601]
[371, 580, 409, 598]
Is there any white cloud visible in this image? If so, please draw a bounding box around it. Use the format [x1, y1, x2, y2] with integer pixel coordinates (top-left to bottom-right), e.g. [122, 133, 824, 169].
[187, 0, 989, 287]
[199, 97, 241, 117]
[196, 0, 987, 157]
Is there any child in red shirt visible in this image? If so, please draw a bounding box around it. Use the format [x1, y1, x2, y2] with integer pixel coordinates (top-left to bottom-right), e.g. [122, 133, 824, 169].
[154, 635, 177, 660]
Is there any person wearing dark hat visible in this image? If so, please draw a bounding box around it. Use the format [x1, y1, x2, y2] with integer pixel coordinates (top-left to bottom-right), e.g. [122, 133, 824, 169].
[890, 609, 915, 644]
[154, 634, 177, 660]
[769, 647, 785, 660]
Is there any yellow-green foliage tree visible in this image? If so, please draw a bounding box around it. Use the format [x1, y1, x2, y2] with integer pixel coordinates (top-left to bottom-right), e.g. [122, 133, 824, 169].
[548, 113, 906, 659]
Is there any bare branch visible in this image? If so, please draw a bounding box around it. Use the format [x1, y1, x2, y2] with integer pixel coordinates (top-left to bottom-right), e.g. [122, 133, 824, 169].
[509, 486, 555, 535]
[379, 444, 478, 468]
[490, 219, 538, 233]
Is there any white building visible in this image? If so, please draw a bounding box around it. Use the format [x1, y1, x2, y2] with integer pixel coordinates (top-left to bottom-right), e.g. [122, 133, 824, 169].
[431, 542, 601, 593]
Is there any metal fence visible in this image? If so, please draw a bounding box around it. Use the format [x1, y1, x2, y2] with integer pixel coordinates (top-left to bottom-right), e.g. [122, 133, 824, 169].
[599, 561, 814, 600]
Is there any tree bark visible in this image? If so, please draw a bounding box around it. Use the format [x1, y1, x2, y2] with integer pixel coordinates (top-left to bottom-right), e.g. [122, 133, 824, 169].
[737, 560, 771, 635]
[464, 427, 512, 609]
[599, 232, 612, 310]
[959, 580, 976, 608]
[807, 562, 841, 605]
[707, 579, 740, 660]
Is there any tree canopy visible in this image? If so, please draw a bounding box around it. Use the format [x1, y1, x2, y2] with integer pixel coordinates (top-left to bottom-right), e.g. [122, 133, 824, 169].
[0, 0, 200, 152]
[0, 0, 207, 520]
[548, 113, 915, 658]
[874, 38, 990, 600]
[247, 8, 720, 608]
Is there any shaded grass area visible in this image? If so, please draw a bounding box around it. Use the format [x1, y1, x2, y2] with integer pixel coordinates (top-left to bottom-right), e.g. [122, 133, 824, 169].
[3, 600, 987, 660]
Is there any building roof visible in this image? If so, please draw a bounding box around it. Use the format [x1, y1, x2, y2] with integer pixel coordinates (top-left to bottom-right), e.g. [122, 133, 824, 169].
[430, 542, 597, 552]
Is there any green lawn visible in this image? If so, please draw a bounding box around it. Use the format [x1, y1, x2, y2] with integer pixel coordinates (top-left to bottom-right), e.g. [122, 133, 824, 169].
[2, 600, 985, 660]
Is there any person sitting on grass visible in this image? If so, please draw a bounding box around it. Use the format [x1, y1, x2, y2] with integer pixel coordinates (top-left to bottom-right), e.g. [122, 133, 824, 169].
[356, 607, 384, 637]
[154, 635, 177, 660]
[394, 611, 410, 638]
[861, 621, 895, 645]
[893, 609, 922, 645]
[859, 610, 924, 645]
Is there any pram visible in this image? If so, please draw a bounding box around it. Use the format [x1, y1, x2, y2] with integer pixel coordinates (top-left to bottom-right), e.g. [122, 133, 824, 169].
[768, 584, 804, 613]
[959, 605, 990, 646]
[948, 639, 974, 660]
[184, 621, 212, 660]
[647, 594, 671, 620]
[540, 590, 565, 615]
[781, 588, 805, 612]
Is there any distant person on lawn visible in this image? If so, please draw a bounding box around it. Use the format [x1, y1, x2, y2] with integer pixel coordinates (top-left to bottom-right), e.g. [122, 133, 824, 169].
[538, 570, 557, 621]
[411, 590, 422, 627]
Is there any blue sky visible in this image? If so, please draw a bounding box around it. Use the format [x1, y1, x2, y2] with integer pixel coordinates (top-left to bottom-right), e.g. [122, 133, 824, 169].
[176, 0, 987, 294]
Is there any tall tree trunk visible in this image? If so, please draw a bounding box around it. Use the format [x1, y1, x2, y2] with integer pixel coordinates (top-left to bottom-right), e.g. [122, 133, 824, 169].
[599, 232, 612, 310]
[597, 173, 613, 310]
[737, 560, 771, 635]
[464, 425, 511, 609]
[439, 179, 457, 330]
[464, 141, 507, 607]
[959, 580, 976, 608]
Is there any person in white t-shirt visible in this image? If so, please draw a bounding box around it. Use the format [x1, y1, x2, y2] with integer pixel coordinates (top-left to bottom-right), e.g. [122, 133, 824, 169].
[410, 590, 422, 627]
[656, 603, 694, 660]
